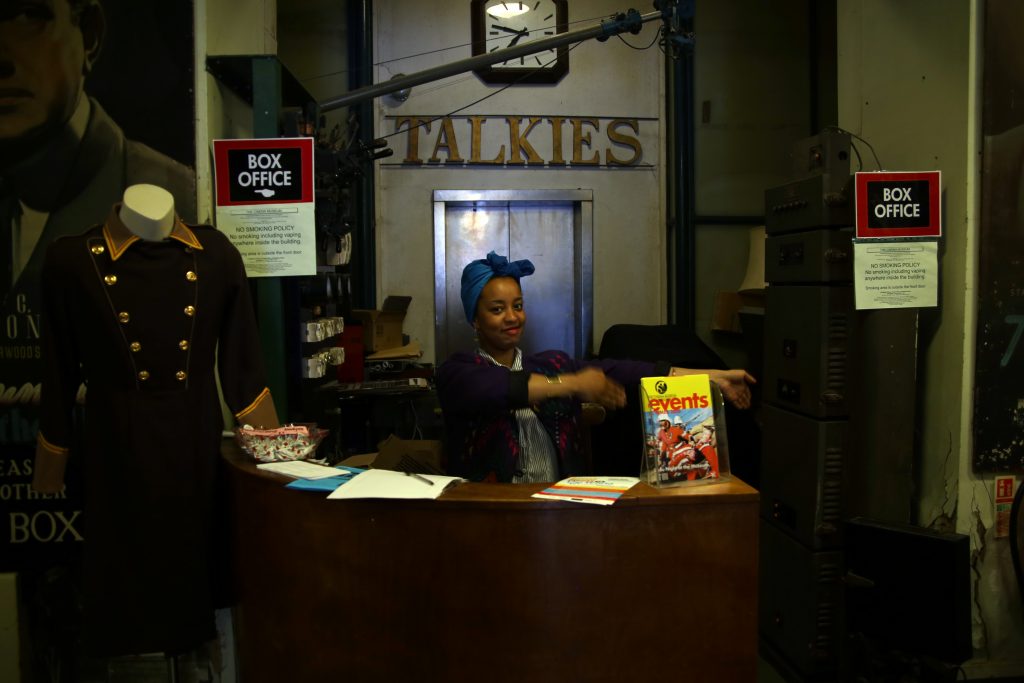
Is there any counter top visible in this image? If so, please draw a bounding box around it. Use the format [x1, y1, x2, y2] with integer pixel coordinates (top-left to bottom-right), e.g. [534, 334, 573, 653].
[223, 439, 759, 505]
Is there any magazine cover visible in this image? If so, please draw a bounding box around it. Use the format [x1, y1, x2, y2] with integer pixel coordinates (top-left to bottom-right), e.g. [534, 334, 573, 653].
[639, 375, 731, 487]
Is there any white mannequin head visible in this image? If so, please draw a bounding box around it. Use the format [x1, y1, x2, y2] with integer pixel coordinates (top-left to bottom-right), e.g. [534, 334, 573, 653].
[119, 184, 175, 241]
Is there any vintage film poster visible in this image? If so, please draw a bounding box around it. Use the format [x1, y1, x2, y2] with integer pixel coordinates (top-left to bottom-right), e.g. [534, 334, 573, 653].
[0, 0, 196, 571]
[640, 375, 730, 487]
[974, 0, 1024, 471]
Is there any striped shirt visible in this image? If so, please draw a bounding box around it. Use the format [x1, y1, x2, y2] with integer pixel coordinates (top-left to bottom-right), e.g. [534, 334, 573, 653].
[478, 348, 558, 483]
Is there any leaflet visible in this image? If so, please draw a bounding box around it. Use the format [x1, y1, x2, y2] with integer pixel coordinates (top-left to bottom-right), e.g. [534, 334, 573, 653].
[531, 476, 640, 506]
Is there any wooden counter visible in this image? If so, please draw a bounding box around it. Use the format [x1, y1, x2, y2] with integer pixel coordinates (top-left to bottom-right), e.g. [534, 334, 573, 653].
[222, 441, 759, 682]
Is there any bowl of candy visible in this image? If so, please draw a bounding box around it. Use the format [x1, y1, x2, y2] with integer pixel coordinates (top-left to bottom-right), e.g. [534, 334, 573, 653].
[235, 423, 329, 463]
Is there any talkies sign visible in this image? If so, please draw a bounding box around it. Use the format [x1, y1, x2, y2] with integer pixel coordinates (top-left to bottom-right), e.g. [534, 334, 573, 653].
[384, 115, 655, 167]
[855, 171, 942, 239]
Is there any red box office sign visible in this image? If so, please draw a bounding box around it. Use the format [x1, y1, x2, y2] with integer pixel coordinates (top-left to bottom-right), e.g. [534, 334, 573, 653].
[855, 171, 942, 239]
[211, 137, 316, 277]
[213, 137, 314, 206]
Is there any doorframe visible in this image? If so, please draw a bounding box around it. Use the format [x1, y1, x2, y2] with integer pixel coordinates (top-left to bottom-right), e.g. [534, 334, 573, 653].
[432, 189, 594, 361]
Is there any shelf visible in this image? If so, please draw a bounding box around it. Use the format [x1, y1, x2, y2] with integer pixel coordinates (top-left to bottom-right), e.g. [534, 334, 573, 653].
[206, 54, 316, 110]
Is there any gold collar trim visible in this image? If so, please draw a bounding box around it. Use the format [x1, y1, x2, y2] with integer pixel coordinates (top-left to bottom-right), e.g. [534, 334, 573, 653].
[103, 204, 204, 261]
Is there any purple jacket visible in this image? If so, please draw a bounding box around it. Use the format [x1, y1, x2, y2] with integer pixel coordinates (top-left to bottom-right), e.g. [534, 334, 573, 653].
[437, 349, 666, 482]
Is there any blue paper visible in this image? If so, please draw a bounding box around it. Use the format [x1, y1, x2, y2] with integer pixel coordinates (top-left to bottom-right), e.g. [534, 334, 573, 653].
[285, 475, 349, 492]
[284, 465, 365, 492]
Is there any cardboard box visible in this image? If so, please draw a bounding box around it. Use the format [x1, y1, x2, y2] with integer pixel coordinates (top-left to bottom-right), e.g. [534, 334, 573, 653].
[711, 290, 765, 333]
[338, 435, 444, 474]
[350, 295, 411, 352]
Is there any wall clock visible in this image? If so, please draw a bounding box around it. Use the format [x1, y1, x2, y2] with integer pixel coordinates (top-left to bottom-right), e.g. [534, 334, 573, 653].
[471, 0, 570, 85]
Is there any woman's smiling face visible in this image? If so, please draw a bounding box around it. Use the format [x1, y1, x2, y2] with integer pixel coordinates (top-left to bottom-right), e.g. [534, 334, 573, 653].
[474, 276, 525, 356]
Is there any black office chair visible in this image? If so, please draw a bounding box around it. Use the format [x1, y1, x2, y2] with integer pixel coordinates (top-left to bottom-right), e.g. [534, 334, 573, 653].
[589, 324, 761, 488]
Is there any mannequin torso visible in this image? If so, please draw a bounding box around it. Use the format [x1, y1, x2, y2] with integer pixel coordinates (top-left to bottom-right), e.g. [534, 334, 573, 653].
[119, 183, 174, 240]
[34, 198, 277, 655]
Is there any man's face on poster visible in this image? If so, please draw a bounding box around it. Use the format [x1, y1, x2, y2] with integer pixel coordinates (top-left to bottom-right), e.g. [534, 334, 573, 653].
[0, 0, 101, 158]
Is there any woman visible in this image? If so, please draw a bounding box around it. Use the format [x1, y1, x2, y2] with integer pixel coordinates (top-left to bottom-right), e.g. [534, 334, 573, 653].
[436, 252, 755, 483]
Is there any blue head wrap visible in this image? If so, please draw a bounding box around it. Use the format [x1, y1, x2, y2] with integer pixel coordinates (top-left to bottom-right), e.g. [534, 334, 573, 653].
[460, 251, 536, 323]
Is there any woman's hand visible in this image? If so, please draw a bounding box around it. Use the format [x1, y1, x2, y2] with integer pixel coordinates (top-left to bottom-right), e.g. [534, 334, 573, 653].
[667, 367, 757, 409]
[568, 367, 627, 408]
[707, 369, 756, 409]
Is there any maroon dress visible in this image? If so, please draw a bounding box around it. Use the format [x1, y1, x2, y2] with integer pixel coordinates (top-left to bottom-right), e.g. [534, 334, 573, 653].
[36, 208, 274, 656]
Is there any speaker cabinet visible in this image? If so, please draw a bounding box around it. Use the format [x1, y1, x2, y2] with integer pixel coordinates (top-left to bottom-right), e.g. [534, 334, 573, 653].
[760, 403, 848, 549]
[765, 228, 854, 285]
[764, 285, 854, 419]
[759, 520, 844, 677]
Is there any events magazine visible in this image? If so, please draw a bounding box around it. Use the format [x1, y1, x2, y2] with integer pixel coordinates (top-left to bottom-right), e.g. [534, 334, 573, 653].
[639, 374, 731, 487]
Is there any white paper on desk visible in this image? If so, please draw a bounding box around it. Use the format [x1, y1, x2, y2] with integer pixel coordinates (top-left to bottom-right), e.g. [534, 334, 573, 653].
[257, 461, 350, 480]
[327, 469, 464, 500]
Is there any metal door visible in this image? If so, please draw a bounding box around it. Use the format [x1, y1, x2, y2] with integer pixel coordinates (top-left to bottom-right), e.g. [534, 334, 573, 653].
[433, 190, 593, 362]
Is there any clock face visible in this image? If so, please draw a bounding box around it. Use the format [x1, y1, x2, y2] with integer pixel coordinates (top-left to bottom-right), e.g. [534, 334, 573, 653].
[485, 0, 560, 68]
[471, 0, 569, 84]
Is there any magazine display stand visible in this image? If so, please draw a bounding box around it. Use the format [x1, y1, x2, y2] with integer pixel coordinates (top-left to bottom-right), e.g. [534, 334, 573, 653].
[639, 375, 731, 487]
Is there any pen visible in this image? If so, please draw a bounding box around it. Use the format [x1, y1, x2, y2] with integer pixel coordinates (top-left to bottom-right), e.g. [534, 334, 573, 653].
[405, 471, 435, 486]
